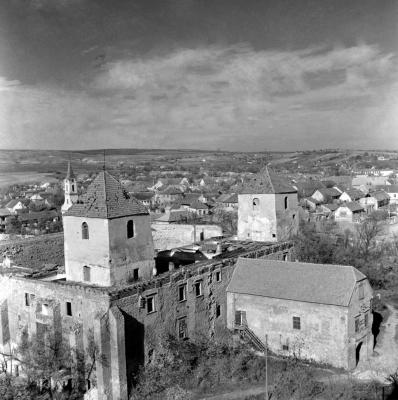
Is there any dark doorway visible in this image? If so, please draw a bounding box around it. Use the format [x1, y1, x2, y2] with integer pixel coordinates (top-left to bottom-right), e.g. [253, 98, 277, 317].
[356, 342, 363, 366]
[372, 311, 383, 349]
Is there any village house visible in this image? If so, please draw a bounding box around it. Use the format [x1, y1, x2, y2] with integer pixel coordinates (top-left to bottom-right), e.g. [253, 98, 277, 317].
[6, 199, 27, 214]
[339, 189, 364, 203]
[359, 190, 390, 213]
[131, 192, 155, 209]
[318, 203, 339, 218]
[227, 258, 373, 369]
[334, 202, 365, 223]
[376, 185, 398, 205]
[311, 187, 342, 203]
[215, 193, 238, 211]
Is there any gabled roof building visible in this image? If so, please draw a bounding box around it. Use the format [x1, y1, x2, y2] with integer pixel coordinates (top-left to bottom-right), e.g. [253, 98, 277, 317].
[227, 258, 373, 369]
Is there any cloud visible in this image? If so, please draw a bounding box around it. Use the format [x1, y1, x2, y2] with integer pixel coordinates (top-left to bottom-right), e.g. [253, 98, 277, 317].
[1, 43, 397, 150]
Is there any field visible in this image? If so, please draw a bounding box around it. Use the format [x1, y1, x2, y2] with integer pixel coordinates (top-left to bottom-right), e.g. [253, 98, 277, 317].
[0, 172, 59, 188]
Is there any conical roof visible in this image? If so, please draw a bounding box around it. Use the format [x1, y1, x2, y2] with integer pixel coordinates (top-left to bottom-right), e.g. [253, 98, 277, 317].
[239, 166, 297, 194]
[65, 161, 75, 180]
[64, 171, 148, 218]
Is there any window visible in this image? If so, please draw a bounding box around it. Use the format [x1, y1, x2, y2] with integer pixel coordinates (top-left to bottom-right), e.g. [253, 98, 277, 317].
[14, 365, 19, 377]
[235, 310, 246, 326]
[82, 222, 89, 240]
[358, 283, 364, 300]
[293, 316, 301, 330]
[282, 344, 289, 351]
[364, 313, 368, 328]
[215, 270, 221, 282]
[216, 304, 221, 318]
[272, 233, 276, 238]
[133, 268, 139, 281]
[292, 214, 296, 220]
[25, 293, 31, 307]
[127, 220, 134, 239]
[66, 302, 72, 317]
[41, 304, 49, 316]
[83, 266, 91, 282]
[284, 196, 288, 210]
[177, 317, 187, 339]
[252, 198, 260, 210]
[178, 284, 187, 302]
[71, 184, 75, 192]
[194, 281, 202, 297]
[147, 296, 155, 314]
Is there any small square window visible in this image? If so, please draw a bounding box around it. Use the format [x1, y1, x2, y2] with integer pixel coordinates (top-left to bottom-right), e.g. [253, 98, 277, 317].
[272, 233, 276, 238]
[194, 281, 202, 297]
[83, 266, 91, 282]
[215, 271, 221, 282]
[147, 296, 155, 314]
[178, 284, 187, 302]
[42, 304, 49, 316]
[66, 302, 72, 317]
[282, 344, 289, 351]
[235, 310, 246, 326]
[293, 316, 301, 330]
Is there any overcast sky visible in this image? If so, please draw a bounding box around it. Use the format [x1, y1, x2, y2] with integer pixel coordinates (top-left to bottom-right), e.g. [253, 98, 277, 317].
[0, 0, 397, 151]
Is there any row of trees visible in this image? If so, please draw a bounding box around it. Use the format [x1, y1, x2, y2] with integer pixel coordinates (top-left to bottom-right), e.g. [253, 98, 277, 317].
[294, 213, 398, 289]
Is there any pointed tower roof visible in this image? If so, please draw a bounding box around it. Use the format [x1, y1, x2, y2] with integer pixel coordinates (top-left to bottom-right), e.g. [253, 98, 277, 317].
[239, 166, 297, 194]
[64, 170, 148, 218]
[65, 161, 75, 180]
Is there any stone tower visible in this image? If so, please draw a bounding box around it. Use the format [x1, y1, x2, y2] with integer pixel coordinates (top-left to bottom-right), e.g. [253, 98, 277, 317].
[61, 161, 79, 214]
[237, 166, 298, 242]
[63, 170, 155, 286]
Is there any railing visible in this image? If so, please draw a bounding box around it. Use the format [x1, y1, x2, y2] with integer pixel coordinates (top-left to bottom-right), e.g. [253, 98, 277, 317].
[235, 324, 266, 352]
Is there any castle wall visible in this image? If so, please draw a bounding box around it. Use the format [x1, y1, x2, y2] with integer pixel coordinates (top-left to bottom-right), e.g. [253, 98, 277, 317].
[151, 223, 223, 250]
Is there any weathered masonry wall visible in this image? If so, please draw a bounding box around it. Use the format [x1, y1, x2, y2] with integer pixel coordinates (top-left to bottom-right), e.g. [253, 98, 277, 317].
[151, 223, 223, 250]
[238, 194, 277, 242]
[227, 293, 349, 369]
[347, 279, 373, 369]
[0, 274, 114, 398]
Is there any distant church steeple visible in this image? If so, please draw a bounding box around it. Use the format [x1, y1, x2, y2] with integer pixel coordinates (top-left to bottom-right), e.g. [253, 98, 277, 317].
[61, 161, 78, 214]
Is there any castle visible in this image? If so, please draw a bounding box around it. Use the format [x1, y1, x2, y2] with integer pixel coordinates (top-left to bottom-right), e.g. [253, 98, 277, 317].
[0, 165, 372, 399]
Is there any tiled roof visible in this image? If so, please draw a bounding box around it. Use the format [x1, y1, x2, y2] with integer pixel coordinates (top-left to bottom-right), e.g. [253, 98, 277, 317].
[321, 203, 338, 211]
[317, 187, 341, 197]
[227, 258, 367, 307]
[339, 202, 364, 212]
[342, 189, 364, 200]
[239, 167, 297, 194]
[369, 190, 390, 201]
[64, 171, 148, 219]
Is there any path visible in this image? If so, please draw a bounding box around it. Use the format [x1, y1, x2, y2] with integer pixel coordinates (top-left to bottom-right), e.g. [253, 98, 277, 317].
[354, 304, 398, 383]
[199, 385, 266, 400]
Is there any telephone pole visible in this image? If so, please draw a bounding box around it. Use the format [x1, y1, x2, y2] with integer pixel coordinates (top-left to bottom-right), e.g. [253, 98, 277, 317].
[265, 334, 268, 400]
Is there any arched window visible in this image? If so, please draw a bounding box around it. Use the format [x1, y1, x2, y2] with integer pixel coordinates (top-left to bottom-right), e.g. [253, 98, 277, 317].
[82, 222, 89, 240]
[284, 196, 288, 210]
[127, 220, 134, 238]
[252, 198, 260, 210]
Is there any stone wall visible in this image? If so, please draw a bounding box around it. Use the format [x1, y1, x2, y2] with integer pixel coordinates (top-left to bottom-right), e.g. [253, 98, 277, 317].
[151, 223, 222, 250]
[227, 292, 349, 368]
